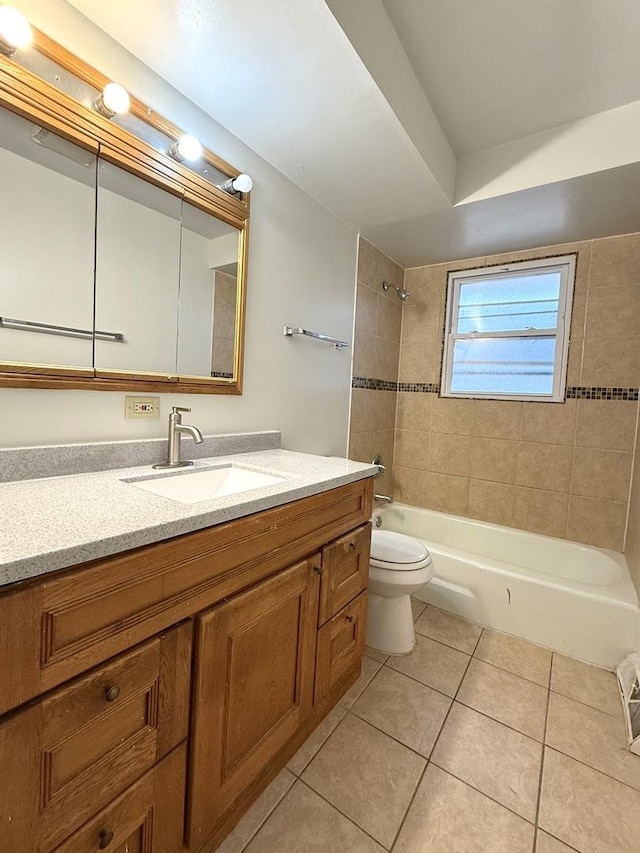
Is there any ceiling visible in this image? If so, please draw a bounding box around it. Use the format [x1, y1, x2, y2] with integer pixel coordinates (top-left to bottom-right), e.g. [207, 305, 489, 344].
[64, 0, 640, 266]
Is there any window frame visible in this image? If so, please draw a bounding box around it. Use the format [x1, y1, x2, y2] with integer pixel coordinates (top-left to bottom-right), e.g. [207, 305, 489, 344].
[441, 255, 577, 403]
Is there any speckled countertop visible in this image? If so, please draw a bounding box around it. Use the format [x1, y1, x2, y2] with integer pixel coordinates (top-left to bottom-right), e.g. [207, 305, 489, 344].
[0, 450, 376, 587]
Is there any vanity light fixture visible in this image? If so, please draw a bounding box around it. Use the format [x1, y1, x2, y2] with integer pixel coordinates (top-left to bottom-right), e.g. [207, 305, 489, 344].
[0, 5, 33, 56]
[168, 134, 202, 163]
[94, 82, 130, 118]
[217, 173, 253, 195]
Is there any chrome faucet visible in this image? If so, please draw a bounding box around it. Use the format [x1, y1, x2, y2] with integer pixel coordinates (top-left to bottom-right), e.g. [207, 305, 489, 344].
[153, 406, 204, 469]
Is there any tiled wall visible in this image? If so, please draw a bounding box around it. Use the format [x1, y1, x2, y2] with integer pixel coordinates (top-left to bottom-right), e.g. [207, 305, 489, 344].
[393, 234, 640, 552]
[349, 238, 404, 495]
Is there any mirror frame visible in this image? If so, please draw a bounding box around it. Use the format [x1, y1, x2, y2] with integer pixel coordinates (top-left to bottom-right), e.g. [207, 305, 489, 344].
[0, 28, 249, 395]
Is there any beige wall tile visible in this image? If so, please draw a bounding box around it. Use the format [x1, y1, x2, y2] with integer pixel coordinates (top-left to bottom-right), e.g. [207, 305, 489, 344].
[370, 390, 397, 433]
[399, 306, 442, 384]
[357, 237, 382, 291]
[396, 391, 433, 431]
[423, 471, 469, 515]
[429, 433, 471, 477]
[398, 339, 439, 384]
[349, 431, 372, 464]
[520, 400, 577, 446]
[395, 430, 429, 471]
[468, 479, 516, 526]
[571, 447, 633, 502]
[350, 388, 373, 435]
[354, 283, 377, 338]
[517, 442, 573, 492]
[565, 335, 583, 386]
[404, 264, 447, 307]
[470, 437, 519, 484]
[489, 242, 589, 266]
[566, 495, 627, 551]
[432, 396, 475, 435]
[588, 232, 640, 288]
[393, 466, 429, 506]
[352, 328, 378, 377]
[474, 400, 522, 440]
[375, 337, 400, 383]
[514, 487, 569, 538]
[585, 284, 640, 341]
[581, 334, 640, 387]
[371, 429, 394, 470]
[380, 252, 404, 292]
[575, 400, 638, 451]
[376, 294, 402, 343]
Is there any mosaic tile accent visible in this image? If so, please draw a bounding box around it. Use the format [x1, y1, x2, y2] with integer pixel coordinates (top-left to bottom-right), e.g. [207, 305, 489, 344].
[566, 386, 639, 401]
[352, 377, 399, 391]
[211, 371, 234, 379]
[352, 376, 639, 401]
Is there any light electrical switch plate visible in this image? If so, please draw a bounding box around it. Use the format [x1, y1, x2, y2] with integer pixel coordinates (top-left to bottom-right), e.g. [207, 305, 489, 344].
[125, 396, 160, 419]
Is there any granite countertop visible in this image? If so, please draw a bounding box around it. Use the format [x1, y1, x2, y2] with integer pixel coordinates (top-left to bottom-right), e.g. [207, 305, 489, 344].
[0, 449, 376, 587]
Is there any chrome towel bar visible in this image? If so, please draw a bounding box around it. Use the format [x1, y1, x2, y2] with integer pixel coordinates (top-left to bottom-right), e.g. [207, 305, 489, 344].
[0, 316, 125, 342]
[283, 326, 349, 349]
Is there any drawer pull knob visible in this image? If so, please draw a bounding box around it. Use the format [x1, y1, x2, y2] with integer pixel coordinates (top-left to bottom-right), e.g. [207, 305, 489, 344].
[105, 685, 120, 703]
[349, 542, 356, 551]
[98, 829, 114, 849]
[345, 614, 354, 623]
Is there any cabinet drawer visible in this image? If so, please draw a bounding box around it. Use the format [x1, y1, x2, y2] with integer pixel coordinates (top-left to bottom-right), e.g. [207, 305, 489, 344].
[319, 523, 371, 625]
[0, 622, 191, 852]
[315, 591, 368, 704]
[52, 743, 186, 853]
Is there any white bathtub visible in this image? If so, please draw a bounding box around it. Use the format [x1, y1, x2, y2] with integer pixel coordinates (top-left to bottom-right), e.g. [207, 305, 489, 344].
[376, 503, 640, 669]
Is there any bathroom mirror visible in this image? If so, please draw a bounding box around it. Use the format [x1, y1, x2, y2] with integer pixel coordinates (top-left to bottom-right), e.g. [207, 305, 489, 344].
[94, 160, 182, 377]
[178, 203, 240, 380]
[0, 105, 97, 373]
[0, 30, 249, 394]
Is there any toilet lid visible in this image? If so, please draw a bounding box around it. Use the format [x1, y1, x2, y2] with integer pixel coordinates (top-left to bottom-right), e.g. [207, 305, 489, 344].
[371, 529, 430, 564]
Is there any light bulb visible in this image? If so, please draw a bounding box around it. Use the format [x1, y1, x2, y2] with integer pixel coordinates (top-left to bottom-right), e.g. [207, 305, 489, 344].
[232, 173, 253, 193]
[94, 82, 130, 118]
[169, 134, 202, 163]
[216, 173, 253, 195]
[0, 6, 33, 56]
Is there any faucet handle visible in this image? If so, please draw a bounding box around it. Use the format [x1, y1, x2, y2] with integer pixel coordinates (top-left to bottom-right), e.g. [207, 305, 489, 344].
[171, 406, 191, 414]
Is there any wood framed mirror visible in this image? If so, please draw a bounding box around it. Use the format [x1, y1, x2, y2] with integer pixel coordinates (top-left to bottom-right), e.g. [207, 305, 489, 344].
[0, 28, 249, 394]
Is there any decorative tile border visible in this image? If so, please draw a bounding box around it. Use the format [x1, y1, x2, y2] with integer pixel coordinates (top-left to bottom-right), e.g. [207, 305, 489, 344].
[353, 376, 639, 402]
[211, 371, 234, 379]
[566, 386, 639, 401]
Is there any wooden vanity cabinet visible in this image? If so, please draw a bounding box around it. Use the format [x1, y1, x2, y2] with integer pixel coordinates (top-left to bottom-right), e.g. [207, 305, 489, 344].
[0, 477, 373, 853]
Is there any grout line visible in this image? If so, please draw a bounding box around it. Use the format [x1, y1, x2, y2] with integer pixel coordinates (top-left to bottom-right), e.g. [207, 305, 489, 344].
[453, 694, 548, 745]
[532, 663, 552, 850]
[548, 684, 623, 720]
[297, 776, 393, 851]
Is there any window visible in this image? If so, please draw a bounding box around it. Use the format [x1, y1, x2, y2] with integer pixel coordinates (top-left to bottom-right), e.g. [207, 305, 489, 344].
[441, 255, 576, 402]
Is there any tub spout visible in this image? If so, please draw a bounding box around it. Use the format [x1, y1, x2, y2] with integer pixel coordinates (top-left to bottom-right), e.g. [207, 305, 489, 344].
[374, 493, 393, 505]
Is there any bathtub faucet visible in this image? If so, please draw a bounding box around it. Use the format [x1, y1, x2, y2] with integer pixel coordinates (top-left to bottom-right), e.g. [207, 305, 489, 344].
[374, 493, 393, 505]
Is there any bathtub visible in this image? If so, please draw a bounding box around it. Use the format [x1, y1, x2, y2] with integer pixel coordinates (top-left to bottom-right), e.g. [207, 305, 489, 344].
[376, 503, 640, 669]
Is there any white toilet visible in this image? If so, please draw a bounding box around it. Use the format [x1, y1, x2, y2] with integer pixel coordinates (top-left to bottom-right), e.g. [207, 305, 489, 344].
[366, 529, 434, 655]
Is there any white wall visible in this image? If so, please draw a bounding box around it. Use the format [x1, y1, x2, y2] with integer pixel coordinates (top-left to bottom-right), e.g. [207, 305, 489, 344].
[1, 0, 358, 457]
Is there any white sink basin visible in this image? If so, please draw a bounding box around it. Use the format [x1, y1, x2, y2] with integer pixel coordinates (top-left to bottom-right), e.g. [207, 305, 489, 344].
[124, 465, 286, 504]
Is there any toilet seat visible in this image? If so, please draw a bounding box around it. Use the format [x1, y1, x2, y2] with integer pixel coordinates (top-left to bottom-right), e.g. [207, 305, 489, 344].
[370, 529, 432, 572]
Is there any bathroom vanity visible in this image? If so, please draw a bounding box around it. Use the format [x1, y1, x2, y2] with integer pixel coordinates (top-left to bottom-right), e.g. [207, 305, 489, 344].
[0, 448, 374, 852]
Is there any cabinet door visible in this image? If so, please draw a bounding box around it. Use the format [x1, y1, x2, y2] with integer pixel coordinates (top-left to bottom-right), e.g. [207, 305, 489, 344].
[188, 557, 320, 848]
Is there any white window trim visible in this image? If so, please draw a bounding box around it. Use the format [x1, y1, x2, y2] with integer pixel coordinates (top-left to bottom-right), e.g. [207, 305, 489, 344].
[441, 255, 577, 403]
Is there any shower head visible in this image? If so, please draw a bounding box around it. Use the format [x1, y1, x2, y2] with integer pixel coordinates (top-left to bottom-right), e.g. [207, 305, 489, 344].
[382, 281, 410, 303]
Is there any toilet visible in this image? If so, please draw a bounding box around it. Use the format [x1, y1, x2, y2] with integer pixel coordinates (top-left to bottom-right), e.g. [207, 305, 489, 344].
[366, 529, 434, 655]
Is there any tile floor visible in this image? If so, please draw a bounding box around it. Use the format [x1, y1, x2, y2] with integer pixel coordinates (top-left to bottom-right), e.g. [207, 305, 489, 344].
[216, 600, 640, 853]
